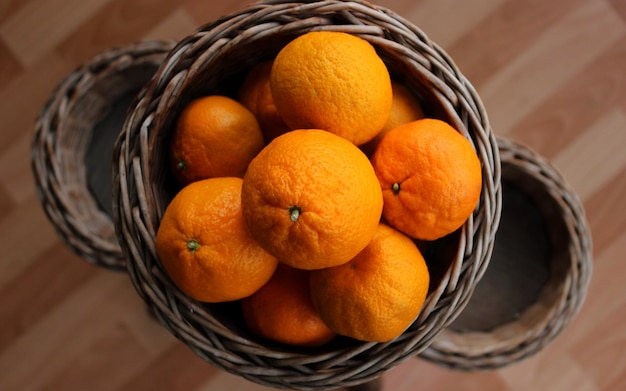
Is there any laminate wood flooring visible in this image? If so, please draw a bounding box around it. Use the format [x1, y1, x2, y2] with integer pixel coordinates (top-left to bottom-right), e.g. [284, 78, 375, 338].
[1, 0, 625, 390]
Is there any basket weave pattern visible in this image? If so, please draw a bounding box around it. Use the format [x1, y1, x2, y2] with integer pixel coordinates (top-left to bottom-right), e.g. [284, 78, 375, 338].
[420, 137, 593, 370]
[32, 41, 175, 270]
[112, 1, 501, 389]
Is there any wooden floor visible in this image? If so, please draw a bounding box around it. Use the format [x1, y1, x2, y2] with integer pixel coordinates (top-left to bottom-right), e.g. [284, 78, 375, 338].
[1, 0, 626, 390]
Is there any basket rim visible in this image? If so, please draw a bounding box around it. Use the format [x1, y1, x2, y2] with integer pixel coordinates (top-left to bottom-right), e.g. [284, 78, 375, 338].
[112, 1, 502, 389]
[31, 39, 176, 271]
[419, 136, 593, 371]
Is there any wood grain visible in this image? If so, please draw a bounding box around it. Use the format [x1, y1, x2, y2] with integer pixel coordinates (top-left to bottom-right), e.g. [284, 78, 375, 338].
[1, 0, 625, 390]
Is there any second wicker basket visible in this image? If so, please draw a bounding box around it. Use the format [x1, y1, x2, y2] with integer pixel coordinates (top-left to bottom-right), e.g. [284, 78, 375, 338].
[32, 40, 175, 270]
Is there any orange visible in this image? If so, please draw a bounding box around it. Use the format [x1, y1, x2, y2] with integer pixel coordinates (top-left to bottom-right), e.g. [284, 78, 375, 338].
[238, 60, 290, 143]
[361, 81, 425, 156]
[241, 129, 383, 270]
[371, 118, 482, 241]
[270, 31, 392, 146]
[170, 95, 265, 185]
[309, 223, 430, 342]
[383, 82, 426, 131]
[155, 177, 278, 302]
[241, 264, 336, 347]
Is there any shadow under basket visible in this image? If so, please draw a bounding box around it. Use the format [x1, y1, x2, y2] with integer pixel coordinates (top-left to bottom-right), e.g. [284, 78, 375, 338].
[31, 40, 174, 271]
[419, 137, 593, 371]
[112, 1, 501, 390]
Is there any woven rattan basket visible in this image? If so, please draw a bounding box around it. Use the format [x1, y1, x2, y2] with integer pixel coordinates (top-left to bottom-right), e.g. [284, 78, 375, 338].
[112, 1, 502, 389]
[420, 137, 592, 371]
[32, 40, 175, 270]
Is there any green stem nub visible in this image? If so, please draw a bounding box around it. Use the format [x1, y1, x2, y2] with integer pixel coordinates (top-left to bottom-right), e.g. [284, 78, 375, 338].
[392, 182, 401, 195]
[187, 239, 200, 253]
[288, 206, 301, 222]
[176, 158, 186, 171]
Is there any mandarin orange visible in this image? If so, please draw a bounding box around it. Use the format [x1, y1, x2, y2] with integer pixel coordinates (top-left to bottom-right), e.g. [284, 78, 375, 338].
[238, 60, 290, 143]
[270, 31, 392, 145]
[371, 118, 482, 240]
[361, 81, 425, 157]
[155, 177, 278, 302]
[170, 95, 264, 184]
[309, 223, 430, 342]
[241, 129, 383, 270]
[241, 264, 336, 347]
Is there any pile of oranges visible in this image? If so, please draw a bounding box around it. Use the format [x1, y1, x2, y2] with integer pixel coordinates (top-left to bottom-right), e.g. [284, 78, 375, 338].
[155, 31, 482, 346]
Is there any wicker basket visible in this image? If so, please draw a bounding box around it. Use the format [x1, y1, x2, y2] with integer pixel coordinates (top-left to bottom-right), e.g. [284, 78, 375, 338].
[32, 40, 175, 270]
[419, 137, 593, 370]
[112, 1, 501, 389]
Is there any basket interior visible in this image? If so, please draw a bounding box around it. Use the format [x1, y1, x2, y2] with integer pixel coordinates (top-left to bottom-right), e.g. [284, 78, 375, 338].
[143, 28, 469, 352]
[441, 160, 572, 353]
[52, 60, 162, 250]
[85, 64, 161, 219]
